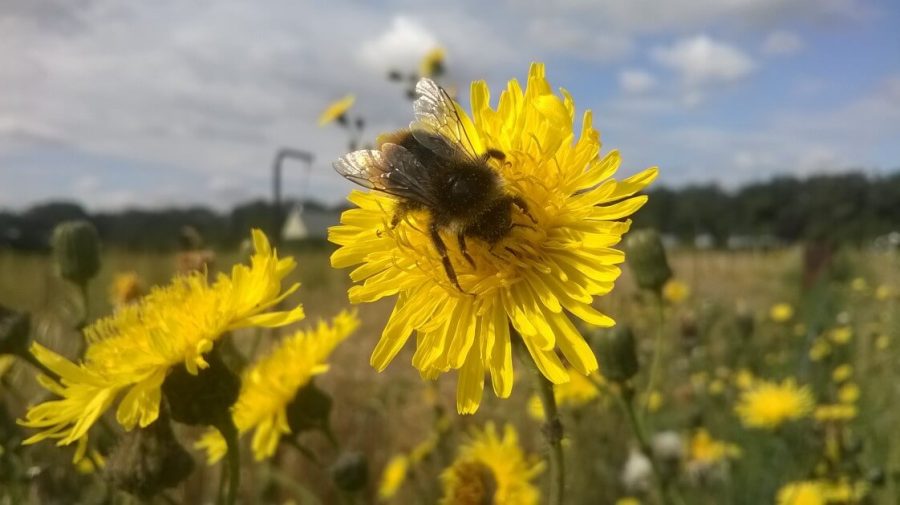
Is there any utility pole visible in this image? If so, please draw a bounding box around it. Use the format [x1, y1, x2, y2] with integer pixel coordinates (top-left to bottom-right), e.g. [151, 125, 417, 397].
[272, 148, 314, 245]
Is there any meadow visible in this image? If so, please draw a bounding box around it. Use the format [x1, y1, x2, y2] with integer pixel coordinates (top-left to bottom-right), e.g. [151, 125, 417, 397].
[1, 240, 896, 504]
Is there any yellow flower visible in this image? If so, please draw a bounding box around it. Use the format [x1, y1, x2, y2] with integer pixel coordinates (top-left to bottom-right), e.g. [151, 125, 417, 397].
[776, 480, 826, 505]
[379, 454, 410, 500]
[874, 284, 892, 301]
[850, 277, 867, 292]
[661, 279, 690, 304]
[318, 94, 355, 126]
[109, 271, 144, 307]
[330, 63, 657, 414]
[439, 423, 543, 505]
[814, 404, 857, 422]
[837, 382, 859, 404]
[687, 429, 741, 464]
[809, 338, 832, 361]
[420, 46, 446, 77]
[831, 364, 852, 383]
[528, 369, 601, 419]
[734, 378, 814, 429]
[821, 478, 868, 502]
[734, 368, 755, 389]
[197, 310, 358, 462]
[616, 498, 641, 505]
[19, 230, 305, 455]
[875, 334, 889, 350]
[708, 379, 725, 396]
[770, 303, 794, 323]
[646, 390, 663, 412]
[829, 326, 852, 345]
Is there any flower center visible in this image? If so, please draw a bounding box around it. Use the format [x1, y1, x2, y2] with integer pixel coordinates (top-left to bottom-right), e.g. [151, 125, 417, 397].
[446, 461, 498, 505]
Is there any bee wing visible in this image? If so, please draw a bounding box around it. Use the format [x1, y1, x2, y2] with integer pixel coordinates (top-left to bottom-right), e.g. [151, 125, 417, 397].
[410, 78, 483, 162]
[333, 146, 438, 206]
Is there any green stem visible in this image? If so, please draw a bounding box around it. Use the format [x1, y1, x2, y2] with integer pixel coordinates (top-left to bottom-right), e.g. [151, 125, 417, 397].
[643, 291, 666, 417]
[217, 417, 241, 505]
[514, 336, 564, 505]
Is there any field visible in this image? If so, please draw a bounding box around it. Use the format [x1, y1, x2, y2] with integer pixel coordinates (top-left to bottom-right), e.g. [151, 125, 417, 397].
[1, 242, 897, 504]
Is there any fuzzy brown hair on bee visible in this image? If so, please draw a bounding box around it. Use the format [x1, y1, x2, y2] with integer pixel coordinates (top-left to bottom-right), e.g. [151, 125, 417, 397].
[333, 78, 534, 291]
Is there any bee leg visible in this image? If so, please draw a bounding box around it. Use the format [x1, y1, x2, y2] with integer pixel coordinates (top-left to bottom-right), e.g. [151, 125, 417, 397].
[483, 149, 506, 162]
[429, 221, 464, 292]
[457, 233, 476, 268]
[510, 195, 538, 223]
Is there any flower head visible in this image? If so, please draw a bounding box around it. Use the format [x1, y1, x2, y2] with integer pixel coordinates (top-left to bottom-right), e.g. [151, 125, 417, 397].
[662, 279, 690, 304]
[420, 46, 446, 78]
[777, 480, 826, 505]
[330, 63, 657, 413]
[439, 423, 543, 505]
[109, 271, 144, 307]
[20, 230, 305, 454]
[319, 95, 356, 126]
[197, 310, 358, 462]
[528, 369, 601, 419]
[687, 429, 741, 464]
[814, 403, 857, 422]
[735, 378, 814, 429]
[770, 303, 794, 323]
[378, 454, 410, 500]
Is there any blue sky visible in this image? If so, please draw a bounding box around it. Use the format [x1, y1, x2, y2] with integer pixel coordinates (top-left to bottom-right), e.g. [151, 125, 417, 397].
[1, 0, 898, 210]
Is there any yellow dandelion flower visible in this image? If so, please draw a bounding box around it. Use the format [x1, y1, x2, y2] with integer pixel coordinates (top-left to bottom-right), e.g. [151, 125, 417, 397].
[874, 284, 892, 301]
[528, 369, 601, 419]
[776, 480, 826, 505]
[831, 364, 852, 383]
[616, 498, 641, 505]
[646, 390, 663, 412]
[420, 46, 446, 77]
[814, 403, 857, 422]
[662, 279, 690, 304]
[109, 271, 144, 307]
[439, 423, 543, 505]
[809, 338, 832, 361]
[708, 379, 726, 396]
[734, 379, 814, 429]
[687, 429, 741, 464]
[850, 277, 867, 292]
[19, 230, 305, 452]
[318, 94, 355, 126]
[837, 382, 859, 404]
[829, 326, 852, 345]
[197, 310, 358, 462]
[875, 333, 889, 350]
[329, 63, 657, 414]
[379, 454, 410, 500]
[734, 368, 755, 389]
[770, 303, 794, 323]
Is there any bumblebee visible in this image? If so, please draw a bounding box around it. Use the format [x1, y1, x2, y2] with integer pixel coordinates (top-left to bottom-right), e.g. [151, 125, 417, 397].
[333, 78, 534, 290]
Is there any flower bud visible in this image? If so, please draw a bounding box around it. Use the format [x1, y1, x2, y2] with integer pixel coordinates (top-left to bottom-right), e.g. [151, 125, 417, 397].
[52, 220, 101, 285]
[286, 380, 333, 434]
[106, 414, 194, 499]
[0, 305, 30, 356]
[161, 349, 239, 427]
[592, 326, 639, 383]
[624, 229, 672, 293]
[330, 450, 368, 493]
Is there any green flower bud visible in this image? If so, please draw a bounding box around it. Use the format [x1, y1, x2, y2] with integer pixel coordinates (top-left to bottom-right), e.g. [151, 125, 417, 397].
[330, 451, 368, 493]
[592, 325, 639, 383]
[0, 305, 30, 356]
[286, 380, 333, 434]
[52, 220, 101, 285]
[161, 349, 239, 428]
[624, 229, 672, 294]
[106, 413, 194, 499]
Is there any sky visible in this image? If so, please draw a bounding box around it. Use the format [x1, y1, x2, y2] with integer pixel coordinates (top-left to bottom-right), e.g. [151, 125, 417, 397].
[1, 0, 899, 211]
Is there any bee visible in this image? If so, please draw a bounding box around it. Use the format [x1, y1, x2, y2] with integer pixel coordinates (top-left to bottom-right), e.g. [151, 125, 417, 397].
[333, 78, 535, 291]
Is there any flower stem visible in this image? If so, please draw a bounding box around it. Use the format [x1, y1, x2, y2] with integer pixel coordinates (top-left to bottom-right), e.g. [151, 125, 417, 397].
[642, 291, 666, 417]
[514, 334, 564, 505]
[217, 417, 241, 505]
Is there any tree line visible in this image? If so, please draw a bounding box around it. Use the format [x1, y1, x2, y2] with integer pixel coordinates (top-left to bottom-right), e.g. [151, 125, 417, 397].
[1, 171, 898, 252]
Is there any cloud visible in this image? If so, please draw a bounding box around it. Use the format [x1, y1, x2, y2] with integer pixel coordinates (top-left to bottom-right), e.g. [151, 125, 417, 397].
[359, 16, 439, 74]
[618, 69, 656, 94]
[652, 35, 755, 86]
[762, 30, 805, 55]
[527, 18, 634, 62]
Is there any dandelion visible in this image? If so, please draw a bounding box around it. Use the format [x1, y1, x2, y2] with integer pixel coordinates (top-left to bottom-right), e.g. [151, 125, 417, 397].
[420, 46, 446, 78]
[645, 390, 663, 413]
[330, 63, 657, 413]
[616, 498, 641, 505]
[814, 404, 857, 422]
[19, 230, 305, 455]
[687, 429, 741, 464]
[661, 279, 690, 304]
[109, 271, 144, 307]
[734, 368, 755, 389]
[776, 480, 825, 505]
[318, 94, 356, 126]
[875, 334, 889, 350]
[809, 338, 832, 361]
[770, 303, 794, 323]
[197, 310, 359, 462]
[378, 454, 410, 500]
[837, 382, 859, 404]
[831, 364, 852, 383]
[850, 277, 867, 292]
[734, 378, 814, 429]
[829, 326, 852, 345]
[528, 369, 602, 419]
[874, 284, 892, 301]
[439, 423, 543, 505]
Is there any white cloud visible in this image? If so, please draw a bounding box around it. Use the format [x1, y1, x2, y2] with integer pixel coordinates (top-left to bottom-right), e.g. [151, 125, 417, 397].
[527, 18, 633, 62]
[653, 35, 755, 85]
[618, 69, 656, 94]
[762, 30, 805, 55]
[359, 16, 439, 74]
